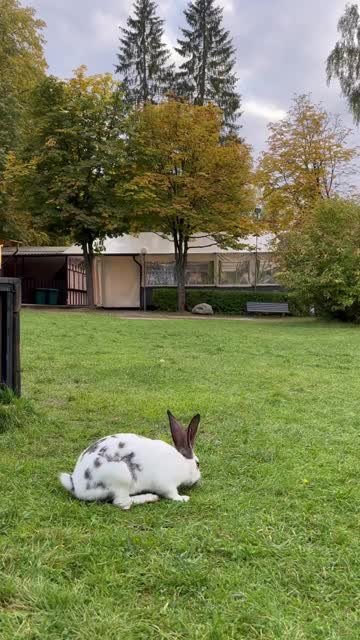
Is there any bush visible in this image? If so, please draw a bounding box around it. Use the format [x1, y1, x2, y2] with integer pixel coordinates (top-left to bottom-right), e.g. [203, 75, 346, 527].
[152, 288, 304, 315]
[0, 386, 35, 434]
[277, 199, 360, 322]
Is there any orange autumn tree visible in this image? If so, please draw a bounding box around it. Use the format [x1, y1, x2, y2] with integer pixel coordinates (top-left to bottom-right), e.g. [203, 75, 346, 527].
[122, 100, 255, 311]
[257, 94, 358, 231]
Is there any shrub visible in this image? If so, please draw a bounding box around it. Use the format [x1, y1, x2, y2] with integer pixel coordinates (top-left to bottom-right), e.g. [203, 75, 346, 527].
[277, 199, 360, 322]
[151, 288, 304, 315]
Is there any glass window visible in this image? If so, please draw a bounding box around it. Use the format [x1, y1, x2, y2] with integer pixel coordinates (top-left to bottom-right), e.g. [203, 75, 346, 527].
[186, 262, 214, 285]
[146, 262, 176, 286]
[219, 258, 251, 285]
[145, 260, 214, 286]
[256, 258, 278, 285]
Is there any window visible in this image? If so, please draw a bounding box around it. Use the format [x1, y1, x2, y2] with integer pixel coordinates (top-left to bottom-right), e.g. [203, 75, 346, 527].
[145, 260, 214, 286]
[256, 258, 278, 285]
[186, 262, 214, 285]
[146, 262, 176, 286]
[219, 258, 251, 286]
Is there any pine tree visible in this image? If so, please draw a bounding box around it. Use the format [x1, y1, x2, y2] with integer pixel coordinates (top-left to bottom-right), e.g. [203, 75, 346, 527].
[116, 0, 174, 106]
[327, 4, 360, 124]
[175, 0, 241, 134]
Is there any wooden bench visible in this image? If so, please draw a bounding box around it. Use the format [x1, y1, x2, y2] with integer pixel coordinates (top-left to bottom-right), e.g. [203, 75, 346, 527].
[246, 302, 290, 316]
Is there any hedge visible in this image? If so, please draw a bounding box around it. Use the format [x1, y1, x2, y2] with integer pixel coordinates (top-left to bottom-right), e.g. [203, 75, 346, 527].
[151, 288, 305, 315]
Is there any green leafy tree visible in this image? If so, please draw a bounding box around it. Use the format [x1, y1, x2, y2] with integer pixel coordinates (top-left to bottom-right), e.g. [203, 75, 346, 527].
[327, 4, 360, 123]
[0, 0, 47, 240]
[175, 0, 241, 135]
[257, 95, 358, 231]
[277, 199, 360, 322]
[10, 67, 129, 305]
[116, 0, 174, 106]
[122, 100, 254, 311]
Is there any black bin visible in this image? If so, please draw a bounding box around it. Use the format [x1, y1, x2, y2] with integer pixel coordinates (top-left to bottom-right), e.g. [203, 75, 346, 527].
[0, 278, 21, 396]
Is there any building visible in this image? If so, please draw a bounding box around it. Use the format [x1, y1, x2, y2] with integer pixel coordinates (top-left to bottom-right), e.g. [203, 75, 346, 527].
[2, 233, 279, 308]
[2, 245, 87, 305]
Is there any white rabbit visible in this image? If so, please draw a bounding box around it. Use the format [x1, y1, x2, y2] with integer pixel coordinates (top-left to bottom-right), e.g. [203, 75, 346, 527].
[59, 411, 201, 510]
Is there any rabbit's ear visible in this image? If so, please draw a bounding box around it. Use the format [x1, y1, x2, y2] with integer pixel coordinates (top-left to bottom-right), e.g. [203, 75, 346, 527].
[187, 414, 200, 449]
[167, 410, 192, 459]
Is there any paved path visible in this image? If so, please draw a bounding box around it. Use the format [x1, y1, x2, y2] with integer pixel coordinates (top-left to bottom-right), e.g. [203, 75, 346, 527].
[22, 305, 308, 322]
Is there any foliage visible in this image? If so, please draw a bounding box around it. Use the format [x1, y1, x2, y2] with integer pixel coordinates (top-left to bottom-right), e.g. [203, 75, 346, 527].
[0, 0, 47, 240]
[2, 309, 360, 638]
[122, 100, 255, 310]
[257, 95, 358, 232]
[327, 4, 360, 123]
[7, 67, 129, 304]
[175, 0, 241, 135]
[151, 287, 305, 314]
[116, 0, 174, 105]
[276, 198, 360, 322]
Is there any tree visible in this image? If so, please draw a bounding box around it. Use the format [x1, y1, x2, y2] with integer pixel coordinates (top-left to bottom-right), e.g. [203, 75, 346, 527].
[175, 0, 241, 135]
[0, 0, 47, 240]
[9, 67, 129, 305]
[116, 0, 174, 106]
[122, 100, 254, 311]
[257, 95, 358, 231]
[276, 199, 360, 322]
[327, 4, 360, 124]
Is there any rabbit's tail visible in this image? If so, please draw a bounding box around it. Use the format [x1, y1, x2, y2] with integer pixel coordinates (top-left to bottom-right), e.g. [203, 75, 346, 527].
[59, 472, 75, 494]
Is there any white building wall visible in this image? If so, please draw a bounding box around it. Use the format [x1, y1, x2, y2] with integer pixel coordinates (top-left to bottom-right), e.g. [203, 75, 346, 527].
[97, 256, 140, 308]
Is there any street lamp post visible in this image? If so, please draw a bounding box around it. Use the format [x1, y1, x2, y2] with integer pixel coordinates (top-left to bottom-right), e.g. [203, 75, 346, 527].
[140, 247, 148, 312]
[254, 206, 262, 292]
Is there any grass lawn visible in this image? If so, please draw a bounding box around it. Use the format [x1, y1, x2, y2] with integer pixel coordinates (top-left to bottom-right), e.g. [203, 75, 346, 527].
[1, 310, 360, 639]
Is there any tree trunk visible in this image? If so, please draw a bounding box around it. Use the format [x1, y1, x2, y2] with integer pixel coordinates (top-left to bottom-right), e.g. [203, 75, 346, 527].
[142, 14, 148, 103]
[176, 257, 186, 312]
[82, 237, 95, 308]
[173, 229, 188, 312]
[199, 3, 207, 106]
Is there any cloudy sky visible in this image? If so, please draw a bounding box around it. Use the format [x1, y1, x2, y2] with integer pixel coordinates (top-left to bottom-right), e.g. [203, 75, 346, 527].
[28, 0, 357, 157]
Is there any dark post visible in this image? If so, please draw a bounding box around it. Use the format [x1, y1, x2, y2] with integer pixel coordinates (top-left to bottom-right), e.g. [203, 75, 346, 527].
[254, 205, 262, 292]
[0, 278, 21, 396]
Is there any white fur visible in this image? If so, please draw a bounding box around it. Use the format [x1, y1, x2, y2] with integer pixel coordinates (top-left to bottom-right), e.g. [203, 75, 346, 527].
[59, 433, 200, 510]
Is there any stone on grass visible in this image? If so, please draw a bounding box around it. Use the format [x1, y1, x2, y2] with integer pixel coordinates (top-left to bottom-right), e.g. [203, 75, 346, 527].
[191, 303, 214, 315]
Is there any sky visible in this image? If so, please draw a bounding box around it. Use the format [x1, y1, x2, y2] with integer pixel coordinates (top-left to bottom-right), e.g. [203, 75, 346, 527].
[28, 0, 358, 158]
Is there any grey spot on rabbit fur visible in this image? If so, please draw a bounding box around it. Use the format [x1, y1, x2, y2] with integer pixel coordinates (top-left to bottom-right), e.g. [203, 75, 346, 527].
[95, 481, 107, 489]
[84, 468, 92, 480]
[122, 452, 142, 481]
[94, 457, 102, 468]
[98, 446, 108, 455]
[83, 437, 107, 456]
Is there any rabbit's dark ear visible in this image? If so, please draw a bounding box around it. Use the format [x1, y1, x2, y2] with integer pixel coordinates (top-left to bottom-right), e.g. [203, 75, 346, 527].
[167, 410, 192, 459]
[187, 414, 200, 449]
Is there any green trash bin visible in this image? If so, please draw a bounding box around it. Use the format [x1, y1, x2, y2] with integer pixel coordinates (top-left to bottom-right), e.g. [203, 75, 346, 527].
[35, 289, 47, 305]
[35, 288, 59, 305]
[47, 289, 59, 305]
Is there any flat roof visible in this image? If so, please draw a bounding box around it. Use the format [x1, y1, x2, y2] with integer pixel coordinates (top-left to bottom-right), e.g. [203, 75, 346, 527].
[2, 246, 82, 257]
[2, 233, 274, 257]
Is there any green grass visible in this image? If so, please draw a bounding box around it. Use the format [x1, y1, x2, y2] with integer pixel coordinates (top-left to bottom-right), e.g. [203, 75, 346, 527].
[1, 310, 360, 639]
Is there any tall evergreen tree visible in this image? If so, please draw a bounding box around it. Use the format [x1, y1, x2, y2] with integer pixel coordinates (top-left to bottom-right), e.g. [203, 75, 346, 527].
[327, 4, 360, 124]
[175, 0, 241, 134]
[116, 0, 174, 106]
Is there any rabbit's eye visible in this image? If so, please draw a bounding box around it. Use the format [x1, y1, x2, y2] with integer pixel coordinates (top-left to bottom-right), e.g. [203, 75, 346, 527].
[196, 460, 200, 469]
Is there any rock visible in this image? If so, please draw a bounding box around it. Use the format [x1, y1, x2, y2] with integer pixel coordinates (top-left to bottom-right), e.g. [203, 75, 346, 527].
[191, 303, 214, 315]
